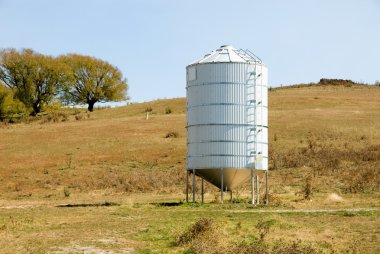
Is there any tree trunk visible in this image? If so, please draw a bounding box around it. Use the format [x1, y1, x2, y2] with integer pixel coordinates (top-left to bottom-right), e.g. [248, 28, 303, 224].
[88, 100, 96, 112]
[31, 101, 41, 116]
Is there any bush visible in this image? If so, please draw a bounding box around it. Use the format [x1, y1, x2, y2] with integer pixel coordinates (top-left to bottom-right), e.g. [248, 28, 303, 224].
[256, 219, 276, 241]
[175, 218, 328, 254]
[165, 131, 179, 138]
[41, 112, 68, 123]
[176, 218, 215, 246]
[176, 218, 224, 254]
[63, 187, 70, 197]
[302, 176, 313, 200]
[75, 114, 83, 121]
[0, 85, 28, 121]
[165, 107, 172, 114]
[42, 99, 62, 112]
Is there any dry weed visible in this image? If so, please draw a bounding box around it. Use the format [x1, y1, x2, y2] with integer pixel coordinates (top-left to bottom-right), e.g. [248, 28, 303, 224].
[176, 218, 226, 254]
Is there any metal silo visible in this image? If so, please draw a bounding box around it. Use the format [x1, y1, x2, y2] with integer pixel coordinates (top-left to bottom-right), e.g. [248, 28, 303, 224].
[186, 45, 268, 204]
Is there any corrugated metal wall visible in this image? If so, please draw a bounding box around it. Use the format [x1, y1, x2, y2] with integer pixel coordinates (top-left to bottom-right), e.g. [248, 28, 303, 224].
[186, 62, 268, 170]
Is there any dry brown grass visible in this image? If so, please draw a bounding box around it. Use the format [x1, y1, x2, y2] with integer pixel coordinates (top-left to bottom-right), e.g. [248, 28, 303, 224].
[176, 218, 329, 254]
[0, 84, 379, 202]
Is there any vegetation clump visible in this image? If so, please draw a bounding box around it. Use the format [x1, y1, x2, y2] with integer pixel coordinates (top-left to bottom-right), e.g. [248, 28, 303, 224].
[165, 107, 172, 114]
[176, 218, 224, 254]
[302, 176, 313, 200]
[176, 218, 328, 254]
[227, 239, 325, 254]
[256, 219, 276, 241]
[41, 112, 69, 123]
[165, 131, 179, 138]
[176, 218, 215, 246]
[63, 187, 70, 197]
[0, 85, 27, 121]
[271, 78, 368, 90]
[319, 78, 357, 87]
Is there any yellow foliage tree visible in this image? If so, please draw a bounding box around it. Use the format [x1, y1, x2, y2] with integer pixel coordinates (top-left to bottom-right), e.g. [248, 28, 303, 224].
[59, 54, 129, 112]
[0, 49, 66, 115]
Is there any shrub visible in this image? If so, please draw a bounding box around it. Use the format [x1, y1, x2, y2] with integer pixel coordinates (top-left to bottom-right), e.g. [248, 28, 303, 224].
[302, 176, 313, 200]
[319, 78, 356, 87]
[176, 218, 215, 246]
[41, 112, 69, 123]
[256, 219, 276, 241]
[63, 187, 70, 197]
[42, 99, 62, 112]
[175, 218, 328, 254]
[75, 114, 83, 121]
[165, 107, 172, 114]
[271, 240, 324, 254]
[344, 166, 379, 193]
[176, 218, 224, 254]
[226, 240, 269, 254]
[165, 131, 179, 138]
[0, 85, 28, 121]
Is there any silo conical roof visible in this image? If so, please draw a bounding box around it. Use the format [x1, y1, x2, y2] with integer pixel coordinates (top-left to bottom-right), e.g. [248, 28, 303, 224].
[189, 45, 261, 65]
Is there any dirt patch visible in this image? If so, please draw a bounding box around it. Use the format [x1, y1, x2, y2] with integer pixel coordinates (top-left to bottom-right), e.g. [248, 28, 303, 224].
[327, 193, 344, 202]
[49, 244, 133, 254]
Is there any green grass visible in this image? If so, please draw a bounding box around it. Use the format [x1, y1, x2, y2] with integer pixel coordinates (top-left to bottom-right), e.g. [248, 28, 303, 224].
[0, 201, 378, 253]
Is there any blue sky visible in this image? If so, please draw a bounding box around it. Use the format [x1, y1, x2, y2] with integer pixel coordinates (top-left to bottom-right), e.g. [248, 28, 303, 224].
[0, 0, 379, 102]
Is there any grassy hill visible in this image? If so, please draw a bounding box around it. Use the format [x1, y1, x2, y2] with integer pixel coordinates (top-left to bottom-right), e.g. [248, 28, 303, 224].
[0, 83, 379, 253]
[1, 83, 378, 197]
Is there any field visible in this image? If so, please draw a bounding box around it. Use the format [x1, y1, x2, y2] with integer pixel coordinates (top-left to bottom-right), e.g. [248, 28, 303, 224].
[0, 83, 379, 253]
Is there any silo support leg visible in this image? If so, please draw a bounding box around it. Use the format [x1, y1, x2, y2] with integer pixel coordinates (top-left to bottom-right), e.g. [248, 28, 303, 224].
[265, 170, 269, 205]
[201, 177, 204, 204]
[256, 175, 260, 205]
[192, 169, 196, 204]
[186, 170, 189, 203]
[251, 170, 255, 205]
[220, 168, 224, 204]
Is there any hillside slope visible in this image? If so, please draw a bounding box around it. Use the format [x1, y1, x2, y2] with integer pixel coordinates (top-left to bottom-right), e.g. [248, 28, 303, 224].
[0, 85, 379, 199]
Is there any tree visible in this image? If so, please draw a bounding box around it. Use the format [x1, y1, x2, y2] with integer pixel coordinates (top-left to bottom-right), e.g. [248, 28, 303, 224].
[59, 54, 128, 112]
[0, 49, 65, 115]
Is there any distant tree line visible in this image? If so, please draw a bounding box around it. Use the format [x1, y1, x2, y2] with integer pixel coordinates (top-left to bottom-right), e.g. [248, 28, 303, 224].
[0, 48, 129, 120]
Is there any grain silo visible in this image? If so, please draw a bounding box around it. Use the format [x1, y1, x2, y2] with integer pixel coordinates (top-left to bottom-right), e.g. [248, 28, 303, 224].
[186, 45, 268, 204]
